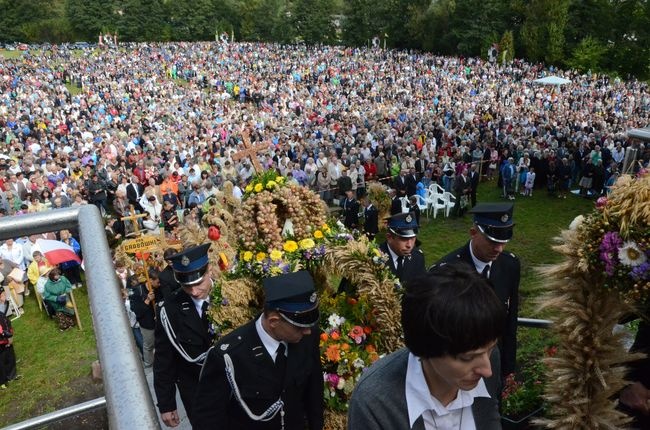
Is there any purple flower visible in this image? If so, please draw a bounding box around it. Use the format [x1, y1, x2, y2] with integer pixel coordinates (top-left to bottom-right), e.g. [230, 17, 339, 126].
[599, 232, 623, 275]
[631, 262, 650, 281]
[221, 298, 229, 306]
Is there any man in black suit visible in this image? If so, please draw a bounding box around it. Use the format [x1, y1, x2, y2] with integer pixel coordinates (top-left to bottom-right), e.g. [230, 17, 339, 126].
[341, 189, 360, 229]
[469, 163, 480, 207]
[393, 169, 408, 198]
[389, 188, 402, 216]
[362, 197, 379, 241]
[193, 271, 324, 430]
[126, 175, 145, 212]
[154, 243, 215, 428]
[380, 212, 426, 286]
[434, 203, 520, 378]
[405, 167, 418, 198]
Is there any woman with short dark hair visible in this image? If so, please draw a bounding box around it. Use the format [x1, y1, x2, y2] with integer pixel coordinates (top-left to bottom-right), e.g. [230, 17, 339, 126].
[348, 262, 505, 430]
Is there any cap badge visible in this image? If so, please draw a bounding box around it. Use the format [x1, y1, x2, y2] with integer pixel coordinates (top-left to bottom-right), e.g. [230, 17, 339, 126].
[501, 214, 509, 223]
[405, 214, 412, 223]
[181, 255, 190, 266]
[309, 292, 317, 303]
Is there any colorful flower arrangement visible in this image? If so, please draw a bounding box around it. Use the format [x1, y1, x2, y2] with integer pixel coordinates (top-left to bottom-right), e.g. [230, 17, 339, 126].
[502, 345, 556, 420]
[573, 173, 650, 303]
[320, 294, 381, 412]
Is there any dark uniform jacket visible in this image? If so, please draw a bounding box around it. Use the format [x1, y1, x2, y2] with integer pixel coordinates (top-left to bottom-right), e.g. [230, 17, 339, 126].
[153, 289, 213, 421]
[379, 242, 426, 286]
[436, 242, 520, 376]
[341, 196, 360, 229]
[363, 204, 379, 239]
[156, 266, 181, 303]
[193, 319, 324, 430]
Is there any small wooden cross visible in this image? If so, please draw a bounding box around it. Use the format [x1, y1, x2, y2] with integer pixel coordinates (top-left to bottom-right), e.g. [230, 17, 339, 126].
[120, 205, 148, 235]
[231, 130, 268, 173]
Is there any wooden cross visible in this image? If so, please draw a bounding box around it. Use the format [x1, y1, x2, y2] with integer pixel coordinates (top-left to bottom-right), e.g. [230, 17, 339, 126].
[120, 205, 148, 235]
[231, 130, 268, 173]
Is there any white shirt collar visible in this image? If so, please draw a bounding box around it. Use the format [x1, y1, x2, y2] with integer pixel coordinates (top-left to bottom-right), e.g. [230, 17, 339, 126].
[255, 315, 286, 362]
[190, 297, 208, 317]
[468, 240, 490, 275]
[405, 352, 490, 429]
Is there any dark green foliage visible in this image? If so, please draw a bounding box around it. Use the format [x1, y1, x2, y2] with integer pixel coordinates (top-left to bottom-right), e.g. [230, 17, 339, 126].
[0, 0, 648, 78]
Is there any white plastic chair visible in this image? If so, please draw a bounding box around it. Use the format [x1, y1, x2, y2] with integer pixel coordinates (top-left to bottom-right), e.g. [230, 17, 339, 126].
[427, 187, 448, 219]
[443, 192, 457, 217]
[399, 197, 410, 214]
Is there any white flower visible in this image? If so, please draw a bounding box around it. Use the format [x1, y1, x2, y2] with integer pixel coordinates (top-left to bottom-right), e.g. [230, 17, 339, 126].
[337, 377, 346, 390]
[618, 241, 647, 267]
[569, 215, 584, 231]
[353, 358, 365, 369]
[327, 313, 345, 328]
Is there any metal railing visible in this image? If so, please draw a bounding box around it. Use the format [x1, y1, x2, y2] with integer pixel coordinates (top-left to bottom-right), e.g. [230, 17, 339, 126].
[0, 206, 160, 430]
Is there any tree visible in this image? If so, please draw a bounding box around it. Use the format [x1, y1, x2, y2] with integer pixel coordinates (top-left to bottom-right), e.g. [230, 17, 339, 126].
[565, 36, 607, 73]
[291, 0, 337, 44]
[65, 0, 115, 40]
[115, 0, 166, 42]
[500, 30, 515, 63]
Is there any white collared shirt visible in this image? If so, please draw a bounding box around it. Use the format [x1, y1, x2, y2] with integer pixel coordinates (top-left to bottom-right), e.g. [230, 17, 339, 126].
[255, 315, 287, 363]
[468, 240, 490, 278]
[386, 243, 402, 270]
[405, 352, 490, 430]
[190, 297, 208, 318]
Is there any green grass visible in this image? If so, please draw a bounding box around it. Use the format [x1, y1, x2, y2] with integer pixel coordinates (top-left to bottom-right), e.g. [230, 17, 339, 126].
[0, 181, 594, 426]
[0, 49, 23, 59]
[0, 286, 101, 427]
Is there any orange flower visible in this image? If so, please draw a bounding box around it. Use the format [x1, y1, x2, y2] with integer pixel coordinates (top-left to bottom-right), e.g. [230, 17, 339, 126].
[365, 344, 376, 353]
[326, 344, 341, 362]
[320, 333, 329, 342]
[369, 352, 379, 362]
[341, 343, 351, 351]
[347, 297, 358, 306]
[363, 326, 372, 335]
[330, 331, 340, 340]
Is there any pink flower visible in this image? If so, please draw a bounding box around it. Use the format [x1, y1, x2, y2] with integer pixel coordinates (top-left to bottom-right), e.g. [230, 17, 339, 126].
[325, 373, 340, 389]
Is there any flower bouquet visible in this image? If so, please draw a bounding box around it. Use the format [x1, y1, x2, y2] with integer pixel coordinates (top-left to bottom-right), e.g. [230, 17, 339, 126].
[320, 294, 382, 411]
[537, 171, 650, 428]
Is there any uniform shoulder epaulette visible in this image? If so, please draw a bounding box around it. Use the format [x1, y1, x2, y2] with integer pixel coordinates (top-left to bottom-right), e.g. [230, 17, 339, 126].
[504, 252, 518, 259]
[416, 249, 424, 255]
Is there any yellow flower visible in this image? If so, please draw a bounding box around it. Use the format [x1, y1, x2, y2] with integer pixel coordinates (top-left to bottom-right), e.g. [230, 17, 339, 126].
[242, 251, 253, 262]
[270, 266, 283, 275]
[254, 183, 263, 193]
[373, 248, 381, 257]
[322, 223, 331, 233]
[266, 180, 277, 190]
[245, 184, 253, 193]
[269, 249, 283, 261]
[276, 176, 285, 184]
[314, 230, 324, 239]
[299, 238, 315, 250]
[256, 252, 267, 262]
[283, 240, 298, 253]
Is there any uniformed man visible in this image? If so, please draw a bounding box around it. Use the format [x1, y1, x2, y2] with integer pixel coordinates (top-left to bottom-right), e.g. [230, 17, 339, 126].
[381, 212, 426, 286]
[193, 270, 324, 430]
[153, 243, 215, 427]
[341, 189, 360, 229]
[434, 202, 520, 377]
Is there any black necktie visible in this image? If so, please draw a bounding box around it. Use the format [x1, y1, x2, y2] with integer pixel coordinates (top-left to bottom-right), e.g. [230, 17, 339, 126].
[275, 343, 287, 379]
[481, 264, 490, 279]
[396, 256, 404, 275]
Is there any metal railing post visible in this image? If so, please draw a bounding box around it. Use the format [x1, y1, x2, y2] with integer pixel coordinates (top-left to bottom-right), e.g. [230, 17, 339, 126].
[0, 206, 160, 429]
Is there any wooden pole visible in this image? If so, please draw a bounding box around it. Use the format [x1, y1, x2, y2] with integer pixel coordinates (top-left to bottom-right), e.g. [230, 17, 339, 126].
[69, 290, 83, 330]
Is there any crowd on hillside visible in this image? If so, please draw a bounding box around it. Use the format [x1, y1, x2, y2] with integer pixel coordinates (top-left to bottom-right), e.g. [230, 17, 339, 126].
[0, 41, 648, 233]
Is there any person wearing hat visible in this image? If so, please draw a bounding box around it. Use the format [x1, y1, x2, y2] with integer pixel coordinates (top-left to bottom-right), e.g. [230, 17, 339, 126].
[434, 202, 520, 378]
[153, 243, 216, 428]
[192, 270, 324, 430]
[341, 189, 360, 230]
[381, 212, 426, 285]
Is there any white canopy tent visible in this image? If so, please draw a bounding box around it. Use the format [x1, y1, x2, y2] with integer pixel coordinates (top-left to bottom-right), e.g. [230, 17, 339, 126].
[533, 76, 572, 86]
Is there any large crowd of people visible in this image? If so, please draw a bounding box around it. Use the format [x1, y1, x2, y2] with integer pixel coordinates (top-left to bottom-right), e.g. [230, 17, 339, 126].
[0, 41, 649, 424]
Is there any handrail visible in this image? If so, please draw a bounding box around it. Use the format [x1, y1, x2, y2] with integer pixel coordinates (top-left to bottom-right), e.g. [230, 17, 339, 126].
[3, 397, 106, 430]
[518, 317, 552, 329]
[0, 206, 160, 429]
